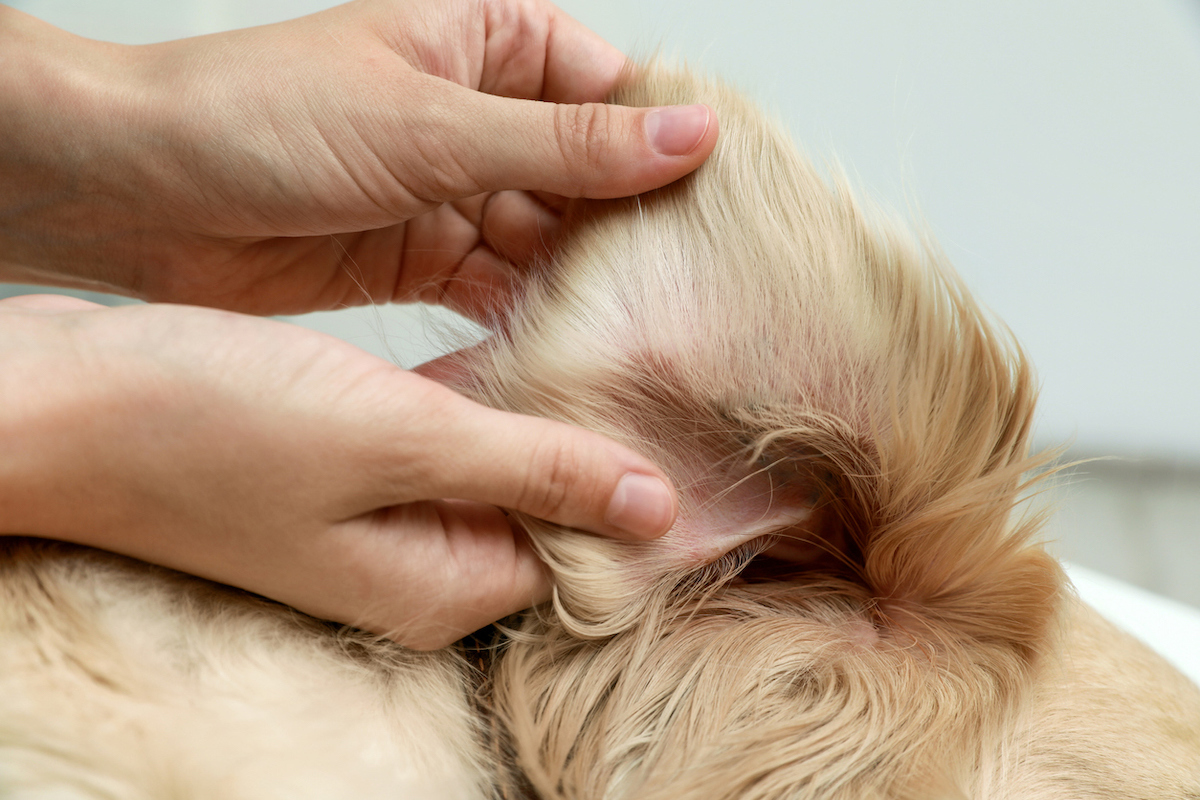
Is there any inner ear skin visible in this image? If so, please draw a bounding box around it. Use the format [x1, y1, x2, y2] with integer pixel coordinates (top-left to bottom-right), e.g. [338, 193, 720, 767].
[758, 504, 848, 568]
[663, 451, 845, 573]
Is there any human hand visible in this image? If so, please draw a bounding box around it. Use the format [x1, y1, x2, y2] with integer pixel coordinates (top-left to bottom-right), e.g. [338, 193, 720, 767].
[0, 295, 677, 648]
[0, 0, 717, 317]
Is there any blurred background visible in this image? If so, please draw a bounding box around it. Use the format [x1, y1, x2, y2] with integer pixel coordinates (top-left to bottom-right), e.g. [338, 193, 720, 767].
[6, 0, 1199, 607]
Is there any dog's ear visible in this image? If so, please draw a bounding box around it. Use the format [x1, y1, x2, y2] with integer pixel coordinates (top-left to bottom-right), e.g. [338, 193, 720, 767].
[669, 461, 826, 564]
[476, 62, 1067, 799]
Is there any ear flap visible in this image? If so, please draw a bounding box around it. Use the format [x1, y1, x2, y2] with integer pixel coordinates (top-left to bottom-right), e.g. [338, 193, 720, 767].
[669, 457, 837, 567]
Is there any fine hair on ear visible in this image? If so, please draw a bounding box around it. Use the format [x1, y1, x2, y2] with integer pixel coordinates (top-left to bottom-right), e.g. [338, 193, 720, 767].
[439, 63, 1065, 799]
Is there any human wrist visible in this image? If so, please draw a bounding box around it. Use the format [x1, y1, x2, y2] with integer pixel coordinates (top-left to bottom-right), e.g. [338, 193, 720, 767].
[0, 304, 198, 559]
[0, 8, 154, 294]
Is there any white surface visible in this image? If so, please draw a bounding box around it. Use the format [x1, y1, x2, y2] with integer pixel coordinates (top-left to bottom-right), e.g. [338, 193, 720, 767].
[1067, 561, 1200, 686]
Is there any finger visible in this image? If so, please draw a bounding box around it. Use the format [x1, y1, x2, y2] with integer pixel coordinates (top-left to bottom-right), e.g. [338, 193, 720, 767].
[403, 389, 678, 542]
[449, 193, 488, 225]
[392, 200, 518, 322]
[479, 91, 716, 199]
[391, 188, 564, 321]
[415, 500, 551, 649]
[480, 190, 561, 268]
[407, 79, 717, 201]
[538, 6, 628, 103]
[390, 191, 557, 323]
[329, 500, 551, 650]
[438, 247, 517, 323]
[531, 190, 569, 211]
[0, 294, 105, 312]
[475, 0, 627, 103]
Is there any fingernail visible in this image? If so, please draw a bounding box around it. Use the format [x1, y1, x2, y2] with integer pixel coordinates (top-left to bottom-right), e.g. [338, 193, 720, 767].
[644, 105, 711, 156]
[605, 473, 675, 539]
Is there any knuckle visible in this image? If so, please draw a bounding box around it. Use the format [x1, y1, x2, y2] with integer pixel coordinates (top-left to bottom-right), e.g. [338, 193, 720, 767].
[386, 383, 468, 498]
[401, 86, 484, 202]
[481, 0, 546, 49]
[518, 437, 584, 521]
[410, 135, 480, 201]
[553, 103, 614, 192]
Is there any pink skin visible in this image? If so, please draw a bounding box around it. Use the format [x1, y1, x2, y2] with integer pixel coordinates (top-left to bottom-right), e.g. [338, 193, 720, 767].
[670, 466, 827, 566]
[416, 342, 836, 573]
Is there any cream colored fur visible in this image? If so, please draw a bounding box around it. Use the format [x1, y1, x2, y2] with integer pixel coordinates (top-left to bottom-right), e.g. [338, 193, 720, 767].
[0, 538, 492, 798]
[0, 65, 1196, 799]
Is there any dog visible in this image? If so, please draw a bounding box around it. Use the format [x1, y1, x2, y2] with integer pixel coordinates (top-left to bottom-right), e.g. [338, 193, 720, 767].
[1, 64, 1197, 799]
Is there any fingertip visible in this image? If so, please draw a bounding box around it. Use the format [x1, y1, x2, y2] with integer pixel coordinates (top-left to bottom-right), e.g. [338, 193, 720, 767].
[504, 534, 554, 609]
[643, 104, 714, 158]
[480, 189, 562, 267]
[560, 101, 717, 198]
[569, 101, 718, 198]
[604, 472, 677, 540]
[360, 499, 554, 650]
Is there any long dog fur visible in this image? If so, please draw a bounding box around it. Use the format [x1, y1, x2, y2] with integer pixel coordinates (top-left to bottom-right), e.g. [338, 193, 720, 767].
[0, 64, 1197, 799]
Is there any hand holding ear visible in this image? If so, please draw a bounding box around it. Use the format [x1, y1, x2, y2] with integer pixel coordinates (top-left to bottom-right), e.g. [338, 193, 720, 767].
[0, 0, 716, 318]
[0, 296, 677, 649]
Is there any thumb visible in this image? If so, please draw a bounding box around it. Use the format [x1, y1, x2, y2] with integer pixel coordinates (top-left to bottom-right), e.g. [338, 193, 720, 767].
[411, 390, 678, 541]
[412, 80, 717, 201]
